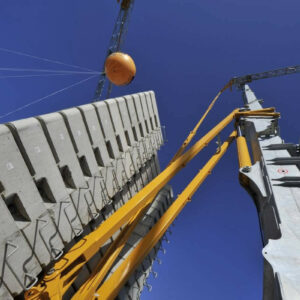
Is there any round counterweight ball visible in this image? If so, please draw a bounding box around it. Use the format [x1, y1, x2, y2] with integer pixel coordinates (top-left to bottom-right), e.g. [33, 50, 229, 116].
[105, 52, 136, 86]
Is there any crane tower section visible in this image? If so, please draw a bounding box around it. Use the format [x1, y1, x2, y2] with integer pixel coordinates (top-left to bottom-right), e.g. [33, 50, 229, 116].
[239, 85, 300, 299]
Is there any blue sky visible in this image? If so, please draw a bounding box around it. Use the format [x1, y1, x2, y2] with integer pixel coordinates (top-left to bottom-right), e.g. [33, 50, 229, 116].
[0, 1, 300, 299]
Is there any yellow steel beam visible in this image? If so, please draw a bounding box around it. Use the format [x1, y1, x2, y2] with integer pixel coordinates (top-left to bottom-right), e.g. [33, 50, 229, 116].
[72, 100, 240, 299]
[235, 108, 279, 118]
[169, 106, 277, 165]
[244, 107, 275, 112]
[236, 126, 252, 168]
[72, 203, 152, 300]
[236, 112, 279, 118]
[235, 108, 279, 168]
[25, 109, 239, 300]
[169, 82, 233, 164]
[95, 130, 237, 300]
[236, 135, 252, 168]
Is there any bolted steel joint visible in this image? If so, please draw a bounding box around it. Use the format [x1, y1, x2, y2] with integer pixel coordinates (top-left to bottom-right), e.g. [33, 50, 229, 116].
[242, 166, 251, 173]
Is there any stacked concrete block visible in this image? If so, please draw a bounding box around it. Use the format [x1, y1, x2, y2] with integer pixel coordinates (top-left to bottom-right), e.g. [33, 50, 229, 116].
[148, 91, 164, 146]
[105, 100, 136, 179]
[144, 92, 163, 147]
[96, 185, 173, 300]
[115, 185, 174, 300]
[59, 108, 102, 219]
[114, 97, 144, 172]
[0, 90, 169, 299]
[77, 104, 114, 202]
[10, 117, 84, 240]
[139, 92, 160, 151]
[132, 93, 155, 163]
[93, 101, 128, 191]
[37, 113, 96, 230]
[123, 94, 150, 166]
[67, 154, 163, 296]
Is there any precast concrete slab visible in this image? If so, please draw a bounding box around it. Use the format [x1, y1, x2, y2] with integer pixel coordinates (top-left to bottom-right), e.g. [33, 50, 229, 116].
[105, 99, 136, 180]
[5, 119, 66, 266]
[77, 104, 115, 201]
[59, 108, 102, 219]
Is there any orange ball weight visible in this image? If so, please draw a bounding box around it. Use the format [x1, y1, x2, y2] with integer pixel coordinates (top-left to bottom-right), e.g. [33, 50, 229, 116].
[105, 52, 136, 86]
